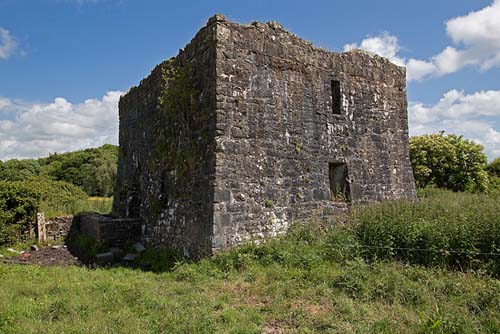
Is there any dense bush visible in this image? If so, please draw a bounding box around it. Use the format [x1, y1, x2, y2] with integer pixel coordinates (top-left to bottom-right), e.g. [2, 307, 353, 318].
[351, 188, 500, 274]
[0, 177, 89, 245]
[0, 181, 40, 245]
[486, 158, 500, 192]
[23, 177, 88, 217]
[0, 144, 118, 196]
[409, 133, 489, 192]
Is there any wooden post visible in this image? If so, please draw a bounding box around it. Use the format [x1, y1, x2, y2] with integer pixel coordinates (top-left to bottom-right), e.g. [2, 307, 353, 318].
[37, 212, 46, 243]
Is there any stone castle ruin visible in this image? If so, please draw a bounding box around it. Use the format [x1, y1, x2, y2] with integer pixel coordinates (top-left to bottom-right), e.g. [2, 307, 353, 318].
[111, 14, 417, 258]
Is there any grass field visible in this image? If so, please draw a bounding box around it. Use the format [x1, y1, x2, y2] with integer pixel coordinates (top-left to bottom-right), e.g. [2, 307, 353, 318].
[1, 189, 500, 333]
[1, 252, 500, 333]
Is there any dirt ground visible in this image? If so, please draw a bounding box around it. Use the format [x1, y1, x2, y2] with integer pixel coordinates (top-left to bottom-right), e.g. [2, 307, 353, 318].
[2, 246, 83, 267]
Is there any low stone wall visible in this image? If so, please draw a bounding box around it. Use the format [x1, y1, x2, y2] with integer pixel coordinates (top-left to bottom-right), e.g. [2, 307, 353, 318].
[36, 213, 73, 242]
[73, 212, 141, 247]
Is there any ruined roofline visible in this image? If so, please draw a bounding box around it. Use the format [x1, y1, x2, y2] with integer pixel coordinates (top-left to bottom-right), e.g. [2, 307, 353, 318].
[122, 14, 405, 99]
[205, 13, 406, 72]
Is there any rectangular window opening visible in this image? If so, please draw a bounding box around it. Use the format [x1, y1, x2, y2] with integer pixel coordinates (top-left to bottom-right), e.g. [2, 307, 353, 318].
[331, 80, 342, 115]
[329, 162, 350, 202]
[127, 191, 141, 218]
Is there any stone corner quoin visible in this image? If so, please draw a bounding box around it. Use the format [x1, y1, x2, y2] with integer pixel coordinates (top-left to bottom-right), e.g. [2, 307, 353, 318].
[111, 14, 417, 258]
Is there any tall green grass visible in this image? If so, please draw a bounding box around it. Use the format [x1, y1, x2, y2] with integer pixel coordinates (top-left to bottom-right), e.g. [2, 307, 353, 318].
[352, 188, 500, 274]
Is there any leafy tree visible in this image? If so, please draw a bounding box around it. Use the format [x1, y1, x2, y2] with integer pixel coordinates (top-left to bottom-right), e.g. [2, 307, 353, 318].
[409, 132, 488, 192]
[0, 159, 40, 181]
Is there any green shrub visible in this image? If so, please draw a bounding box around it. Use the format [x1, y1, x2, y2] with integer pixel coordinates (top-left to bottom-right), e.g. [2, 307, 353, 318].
[67, 197, 113, 216]
[486, 158, 500, 193]
[0, 177, 91, 245]
[135, 248, 181, 272]
[24, 177, 87, 215]
[0, 181, 40, 245]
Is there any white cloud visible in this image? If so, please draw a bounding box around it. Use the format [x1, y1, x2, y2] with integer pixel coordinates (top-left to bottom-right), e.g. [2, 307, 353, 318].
[344, 33, 405, 66]
[343, 33, 432, 80]
[0, 91, 122, 160]
[447, 0, 500, 48]
[344, 0, 500, 81]
[405, 59, 436, 81]
[409, 89, 500, 160]
[0, 28, 17, 60]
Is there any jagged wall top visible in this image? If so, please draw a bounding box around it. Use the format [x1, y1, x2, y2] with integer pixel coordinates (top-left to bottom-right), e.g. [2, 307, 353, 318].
[202, 14, 405, 71]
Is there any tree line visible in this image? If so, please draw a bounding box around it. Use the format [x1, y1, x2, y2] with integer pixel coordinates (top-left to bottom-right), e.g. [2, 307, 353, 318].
[0, 144, 118, 197]
[1, 135, 499, 197]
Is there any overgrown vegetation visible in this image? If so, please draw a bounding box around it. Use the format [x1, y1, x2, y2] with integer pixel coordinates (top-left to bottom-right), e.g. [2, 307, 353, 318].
[65, 232, 109, 258]
[0, 144, 118, 197]
[0, 145, 117, 246]
[24, 177, 88, 217]
[156, 59, 207, 180]
[0, 181, 39, 245]
[1, 179, 500, 331]
[351, 188, 500, 274]
[0, 178, 112, 246]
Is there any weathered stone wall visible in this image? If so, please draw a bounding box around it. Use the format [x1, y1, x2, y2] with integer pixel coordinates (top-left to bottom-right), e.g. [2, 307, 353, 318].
[73, 213, 141, 247]
[113, 17, 218, 257]
[36, 213, 73, 242]
[211, 18, 417, 249]
[113, 15, 417, 256]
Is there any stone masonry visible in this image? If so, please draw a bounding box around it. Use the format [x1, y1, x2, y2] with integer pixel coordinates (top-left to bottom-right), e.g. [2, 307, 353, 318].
[112, 14, 417, 258]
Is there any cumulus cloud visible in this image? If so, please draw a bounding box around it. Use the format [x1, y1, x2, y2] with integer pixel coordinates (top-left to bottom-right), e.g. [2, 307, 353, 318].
[344, 33, 405, 66]
[0, 28, 17, 60]
[409, 89, 500, 160]
[343, 34, 432, 81]
[0, 91, 123, 160]
[344, 0, 500, 81]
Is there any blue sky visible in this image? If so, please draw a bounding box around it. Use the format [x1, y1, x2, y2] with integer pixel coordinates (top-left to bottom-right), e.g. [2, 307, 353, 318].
[0, 0, 499, 160]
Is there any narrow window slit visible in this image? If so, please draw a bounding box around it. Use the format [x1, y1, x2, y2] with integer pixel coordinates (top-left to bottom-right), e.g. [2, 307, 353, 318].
[331, 80, 342, 115]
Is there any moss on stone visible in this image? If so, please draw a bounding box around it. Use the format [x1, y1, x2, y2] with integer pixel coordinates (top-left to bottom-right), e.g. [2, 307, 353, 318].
[155, 60, 201, 177]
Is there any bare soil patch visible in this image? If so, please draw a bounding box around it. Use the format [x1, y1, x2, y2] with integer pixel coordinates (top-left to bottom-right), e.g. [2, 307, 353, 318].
[2, 246, 82, 267]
